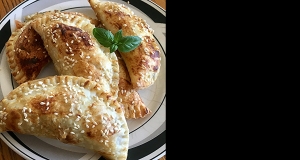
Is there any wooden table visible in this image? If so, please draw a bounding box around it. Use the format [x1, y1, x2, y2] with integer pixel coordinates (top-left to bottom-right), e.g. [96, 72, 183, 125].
[0, 0, 166, 160]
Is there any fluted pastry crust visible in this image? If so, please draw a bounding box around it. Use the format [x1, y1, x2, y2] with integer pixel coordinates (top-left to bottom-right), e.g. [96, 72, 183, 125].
[24, 10, 101, 27]
[5, 19, 51, 84]
[116, 51, 151, 119]
[0, 75, 129, 160]
[30, 10, 120, 101]
[88, 0, 161, 89]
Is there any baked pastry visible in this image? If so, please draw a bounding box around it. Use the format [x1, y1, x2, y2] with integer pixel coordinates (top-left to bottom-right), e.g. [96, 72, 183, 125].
[116, 51, 151, 119]
[5, 19, 51, 84]
[88, 0, 161, 90]
[30, 10, 120, 101]
[0, 75, 129, 160]
[5, 11, 100, 86]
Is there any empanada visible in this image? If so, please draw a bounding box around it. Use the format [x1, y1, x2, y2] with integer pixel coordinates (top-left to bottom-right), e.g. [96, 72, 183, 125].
[30, 10, 120, 101]
[0, 75, 129, 160]
[88, 0, 162, 90]
[116, 51, 151, 119]
[5, 19, 51, 84]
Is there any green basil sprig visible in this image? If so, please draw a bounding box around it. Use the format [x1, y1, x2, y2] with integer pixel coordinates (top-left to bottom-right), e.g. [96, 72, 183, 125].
[93, 27, 142, 53]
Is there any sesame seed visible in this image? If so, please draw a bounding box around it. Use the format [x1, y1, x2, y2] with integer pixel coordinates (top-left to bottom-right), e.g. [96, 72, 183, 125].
[23, 113, 27, 118]
[22, 107, 27, 113]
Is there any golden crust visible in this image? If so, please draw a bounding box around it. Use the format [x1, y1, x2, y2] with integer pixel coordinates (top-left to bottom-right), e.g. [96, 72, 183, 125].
[30, 10, 120, 101]
[5, 20, 51, 85]
[24, 10, 101, 27]
[0, 75, 129, 160]
[88, 0, 161, 89]
[117, 52, 151, 119]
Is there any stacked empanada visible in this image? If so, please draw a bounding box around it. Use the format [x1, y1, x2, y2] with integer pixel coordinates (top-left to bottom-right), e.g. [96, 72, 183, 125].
[88, 0, 162, 90]
[29, 10, 120, 101]
[0, 75, 129, 160]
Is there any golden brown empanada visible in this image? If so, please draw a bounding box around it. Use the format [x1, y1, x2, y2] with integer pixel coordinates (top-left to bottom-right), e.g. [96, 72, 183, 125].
[5, 19, 51, 84]
[0, 75, 129, 160]
[88, 0, 162, 90]
[116, 51, 151, 119]
[30, 10, 120, 101]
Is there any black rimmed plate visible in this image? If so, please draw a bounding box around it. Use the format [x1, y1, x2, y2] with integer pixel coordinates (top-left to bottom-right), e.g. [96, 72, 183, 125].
[0, 0, 166, 159]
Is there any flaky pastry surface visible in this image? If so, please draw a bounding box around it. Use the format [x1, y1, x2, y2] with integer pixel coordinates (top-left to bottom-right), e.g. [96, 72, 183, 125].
[0, 75, 129, 160]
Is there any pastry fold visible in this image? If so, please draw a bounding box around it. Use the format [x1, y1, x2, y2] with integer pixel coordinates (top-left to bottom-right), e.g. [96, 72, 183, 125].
[88, 0, 161, 90]
[30, 10, 120, 101]
[0, 75, 129, 160]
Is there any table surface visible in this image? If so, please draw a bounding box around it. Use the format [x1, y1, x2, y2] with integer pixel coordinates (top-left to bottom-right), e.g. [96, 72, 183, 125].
[0, 0, 166, 160]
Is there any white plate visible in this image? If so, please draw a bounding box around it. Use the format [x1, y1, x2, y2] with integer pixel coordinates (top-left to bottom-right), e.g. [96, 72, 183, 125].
[0, 0, 166, 159]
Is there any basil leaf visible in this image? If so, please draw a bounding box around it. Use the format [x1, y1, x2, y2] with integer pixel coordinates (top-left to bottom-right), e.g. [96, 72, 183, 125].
[110, 44, 118, 53]
[93, 28, 114, 47]
[93, 28, 142, 53]
[118, 36, 142, 53]
[114, 30, 123, 42]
